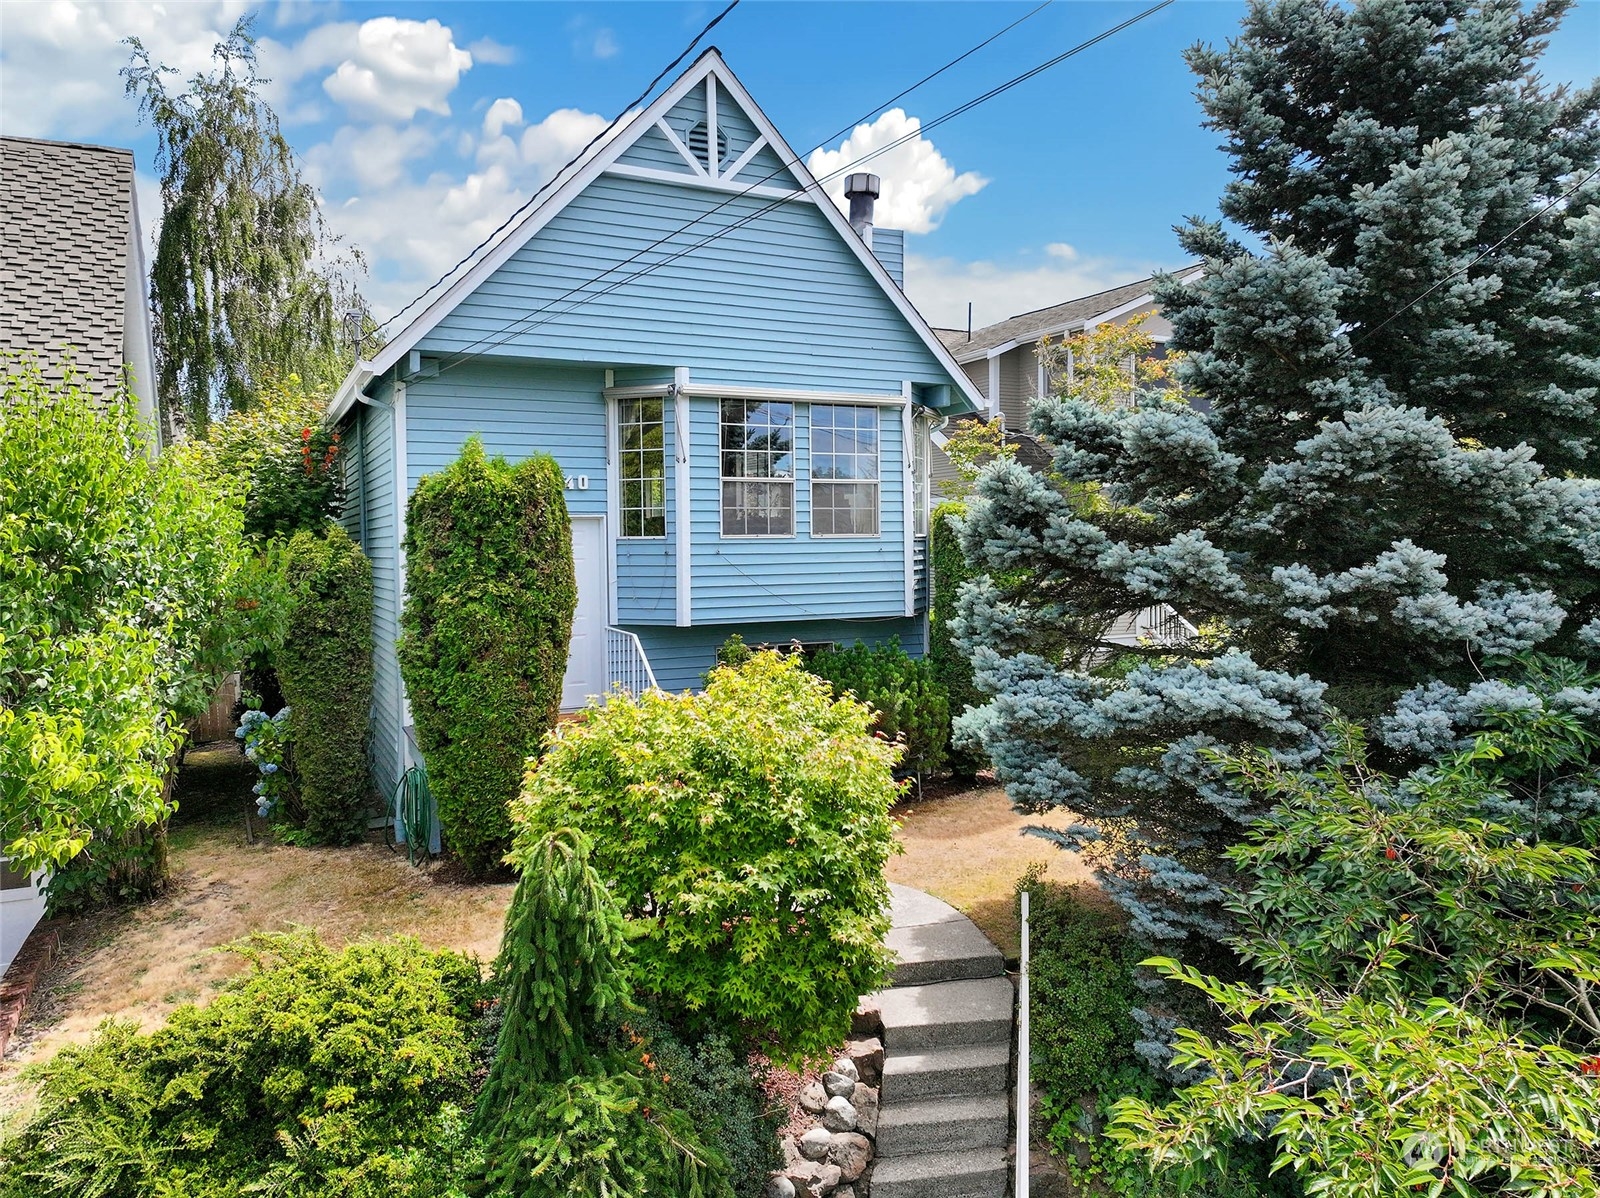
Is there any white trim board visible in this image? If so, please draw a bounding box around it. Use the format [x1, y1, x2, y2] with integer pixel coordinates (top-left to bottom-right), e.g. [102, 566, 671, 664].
[327, 49, 984, 425]
[606, 381, 907, 406]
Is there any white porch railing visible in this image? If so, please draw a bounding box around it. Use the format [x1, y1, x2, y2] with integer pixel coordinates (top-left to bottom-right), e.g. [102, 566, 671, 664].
[1016, 887, 1032, 1198]
[606, 626, 659, 696]
[1107, 604, 1198, 648]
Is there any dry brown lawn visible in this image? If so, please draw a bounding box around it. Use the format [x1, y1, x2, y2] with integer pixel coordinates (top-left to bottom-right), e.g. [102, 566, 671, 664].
[888, 782, 1094, 958]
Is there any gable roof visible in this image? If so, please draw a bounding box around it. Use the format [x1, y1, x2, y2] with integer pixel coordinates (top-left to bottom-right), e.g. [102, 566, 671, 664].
[943, 266, 1202, 362]
[329, 48, 983, 422]
[0, 137, 145, 392]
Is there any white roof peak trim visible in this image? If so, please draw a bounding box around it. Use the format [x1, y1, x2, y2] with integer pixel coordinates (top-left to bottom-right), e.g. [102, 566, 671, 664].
[328, 49, 982, 424]
[655, 118, 708, 178]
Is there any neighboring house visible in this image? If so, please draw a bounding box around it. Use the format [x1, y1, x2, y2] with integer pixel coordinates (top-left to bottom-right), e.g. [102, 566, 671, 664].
[0, 136, 161, 449]
[929, 267, 1201, 492]
[328, 49, 982, 801]
[0, 135, 161, 972]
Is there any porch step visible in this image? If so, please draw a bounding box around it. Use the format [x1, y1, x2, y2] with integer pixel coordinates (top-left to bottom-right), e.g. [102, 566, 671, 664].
[887, 917, 1004, 986]
[870, 1148, 1008, 1198]
[874, 1093, 1009, 1158]
[880, 1042, 1010, 1103]
[875, 976, 1014, 1051]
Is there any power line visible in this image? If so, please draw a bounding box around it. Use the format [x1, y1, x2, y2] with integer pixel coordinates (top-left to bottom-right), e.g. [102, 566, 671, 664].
[1351, 163, 1600, 348]
[366, 0, 741, 343]
[411, 0, 1055, 373]
[431, 0, 1172, 380]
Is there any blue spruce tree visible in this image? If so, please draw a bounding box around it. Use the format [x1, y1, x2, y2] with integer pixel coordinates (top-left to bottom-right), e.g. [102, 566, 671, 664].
[957, 0, 1600, 1057]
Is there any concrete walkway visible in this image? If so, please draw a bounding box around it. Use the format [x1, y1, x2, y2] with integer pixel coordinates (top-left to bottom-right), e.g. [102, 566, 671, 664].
[869, 884, 1012, 1198]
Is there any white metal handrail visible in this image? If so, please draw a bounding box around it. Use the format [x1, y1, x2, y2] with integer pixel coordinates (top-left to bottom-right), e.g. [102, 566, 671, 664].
[606, 626, 659, 696]
[1105, 604, 1198, 648]
[1016, 888, 1031, 1198]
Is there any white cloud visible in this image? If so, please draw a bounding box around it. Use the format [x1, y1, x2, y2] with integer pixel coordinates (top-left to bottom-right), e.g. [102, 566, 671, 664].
[319, 17, 473, 121]
[905, 249, 1165, 330]
[807, 110, 987, 235]
[467, 36, 517, 66]
[518, 108, 614, 175]
[0, 0, 249, 139]
[482, 98, 523, 140]
[304, 123, 437, 192]
[566, 16, 619, 61]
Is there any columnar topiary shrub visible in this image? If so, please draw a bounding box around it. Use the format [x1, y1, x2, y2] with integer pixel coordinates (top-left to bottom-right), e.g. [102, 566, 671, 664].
[807, 640, 949, 776]
[399, 437, 576, 875]
[513, 651, 902, 1062]
[928, 502, 986, 778]
[957, 0, 1600, 985]
[277, 524, 374, 844]
[0, 932, 482, 1197]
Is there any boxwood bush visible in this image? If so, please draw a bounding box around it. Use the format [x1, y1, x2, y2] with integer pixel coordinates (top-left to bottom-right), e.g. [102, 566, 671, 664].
[277, 524, 374, 844]
[513, 650, 901, 1062]
[399, 437, 576, 875]
[0, 932, 483, 1198]
[806, 640, 949, 776]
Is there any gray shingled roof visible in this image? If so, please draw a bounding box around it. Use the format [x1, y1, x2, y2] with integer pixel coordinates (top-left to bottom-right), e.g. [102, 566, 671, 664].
[938, 268, 1199, 360]
[1, 136, 138, 395]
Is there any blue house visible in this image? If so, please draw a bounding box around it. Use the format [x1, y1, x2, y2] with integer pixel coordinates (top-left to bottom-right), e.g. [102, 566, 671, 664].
[327, 49, 982, 798]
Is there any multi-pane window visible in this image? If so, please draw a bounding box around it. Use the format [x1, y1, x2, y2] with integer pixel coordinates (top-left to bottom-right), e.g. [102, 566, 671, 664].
[811, 404, 879, 537]
[912, 413, 930, 537]
[720, 400, 794, 536]
[618, 398, 666, 538]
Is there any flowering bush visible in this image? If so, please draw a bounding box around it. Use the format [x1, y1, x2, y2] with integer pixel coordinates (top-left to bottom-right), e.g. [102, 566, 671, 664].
[238, 706, 295, 822]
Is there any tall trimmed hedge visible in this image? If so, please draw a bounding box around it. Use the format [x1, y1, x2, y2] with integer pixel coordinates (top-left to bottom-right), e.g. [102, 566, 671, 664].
[399, 437, 575, 876]
[278, 524, 374, 844]
[807, 641, 949, 776]
[929, 502, 987, 778]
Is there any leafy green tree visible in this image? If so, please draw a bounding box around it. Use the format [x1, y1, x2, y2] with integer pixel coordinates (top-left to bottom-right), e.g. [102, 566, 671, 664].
[514, 651, 901, 1062]
[807, 640, 949, 775]
[956, 0, 1600, 985]
[400, 437, 576, 876]
[1110, 711, 1600, 1196]
[123, 18, 366, 439]
[0, 359, 246, 880]
[277, 525, 374, 844]
[929, 502, 987, 778]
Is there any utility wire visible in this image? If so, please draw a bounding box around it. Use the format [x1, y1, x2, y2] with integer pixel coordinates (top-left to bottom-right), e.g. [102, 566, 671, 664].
[431, 0, 1171, 380]
[366, 0, 741, 343]
[411, 0, 1054, 371]
[1350, 162, 1600, 348]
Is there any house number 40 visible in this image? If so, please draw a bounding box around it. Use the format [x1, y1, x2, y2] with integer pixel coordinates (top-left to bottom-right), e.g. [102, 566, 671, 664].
[565, 475, 589, 490]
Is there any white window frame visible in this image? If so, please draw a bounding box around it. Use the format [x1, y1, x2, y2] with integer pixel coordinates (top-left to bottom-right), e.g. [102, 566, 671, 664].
[912, 411, 930, 538]
[809, 403, 881, 538]
[616, 397, 668, 539]
[719, 398, 796, 538]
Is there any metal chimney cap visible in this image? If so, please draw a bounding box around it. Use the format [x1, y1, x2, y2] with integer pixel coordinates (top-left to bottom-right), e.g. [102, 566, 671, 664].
[843, 172, 881, 199]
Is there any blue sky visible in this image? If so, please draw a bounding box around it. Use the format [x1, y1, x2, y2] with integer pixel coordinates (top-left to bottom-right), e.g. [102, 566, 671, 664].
[4, 1, 1596, 328]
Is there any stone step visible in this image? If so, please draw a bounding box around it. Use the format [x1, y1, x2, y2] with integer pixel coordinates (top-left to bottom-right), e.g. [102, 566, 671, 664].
[881, 1042, 1011, 1103]
[874, 1093, 1009, 1159]
[874, 976, 1014, 1051]
[870, 1149, 1009, 1198]
[887, 917, 1004, 987]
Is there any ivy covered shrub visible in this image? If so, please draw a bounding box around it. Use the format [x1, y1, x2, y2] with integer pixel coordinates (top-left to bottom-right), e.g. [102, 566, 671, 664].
[928, 502, 987, 778]
[807, 640, 950, 776]
[514, 651, 901, 1062]
[0, 932, 483, 1198]
[276, 524, 374, 844]
[399, 437, 576, 875]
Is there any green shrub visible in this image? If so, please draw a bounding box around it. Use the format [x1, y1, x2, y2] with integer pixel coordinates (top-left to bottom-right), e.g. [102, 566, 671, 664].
[0, 932, 483, 1197]
[514, 650, 901, 1062]
[929, 502, 987, 777]
[399, 436, 576, 875]
[277, 524, 374, 844]
[807, 640, 950, 776]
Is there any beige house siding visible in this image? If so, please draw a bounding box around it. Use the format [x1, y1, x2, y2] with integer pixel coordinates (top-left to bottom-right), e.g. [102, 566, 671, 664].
[998, 344, 1038, 430]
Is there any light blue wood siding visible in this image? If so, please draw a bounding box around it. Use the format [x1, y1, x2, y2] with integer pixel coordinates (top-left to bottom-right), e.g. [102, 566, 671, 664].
[404, 361, 607, 513]
[346, 393, 403, 801]
[627, 617, 925, 693]
[616, 122, 696, 175]
[872, 228, 905, 288]
[418, 172, 951, 395]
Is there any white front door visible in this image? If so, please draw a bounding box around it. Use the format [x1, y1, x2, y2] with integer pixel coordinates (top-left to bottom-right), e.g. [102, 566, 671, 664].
[561, 517, 608, 711]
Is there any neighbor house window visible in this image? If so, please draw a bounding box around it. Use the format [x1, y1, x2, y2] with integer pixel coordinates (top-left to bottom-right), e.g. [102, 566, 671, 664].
[811, 404, 879, 537]
[912, 413, 930, 537]
[721, 399, 794, 536]
[618, 398, 666, 538]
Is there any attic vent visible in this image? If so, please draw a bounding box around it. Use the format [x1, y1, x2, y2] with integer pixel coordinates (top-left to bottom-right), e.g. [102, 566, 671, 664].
[686, 121, 728, 171]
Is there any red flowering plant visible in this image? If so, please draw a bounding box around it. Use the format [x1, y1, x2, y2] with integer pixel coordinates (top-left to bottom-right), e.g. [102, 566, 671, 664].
[247, 421, 344, 539]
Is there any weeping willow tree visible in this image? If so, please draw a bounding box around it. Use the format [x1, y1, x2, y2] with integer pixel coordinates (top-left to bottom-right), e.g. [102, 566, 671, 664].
[123, 18, 365, 439]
